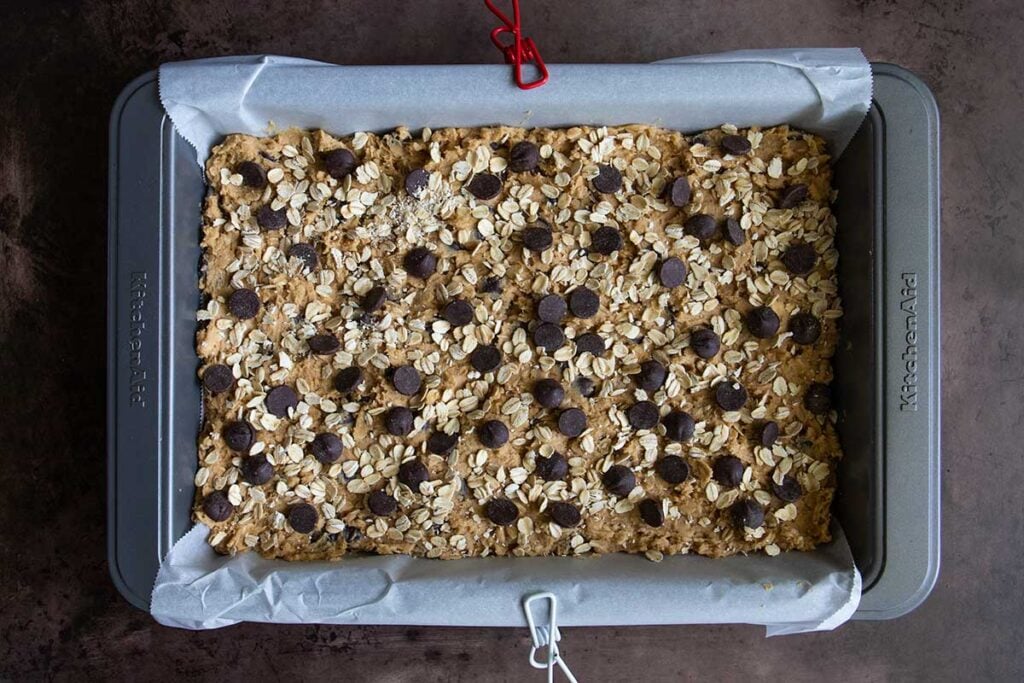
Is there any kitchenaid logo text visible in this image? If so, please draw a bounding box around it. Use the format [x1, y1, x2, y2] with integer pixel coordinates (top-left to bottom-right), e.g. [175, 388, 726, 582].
[128, 271, 148, 408]
[899, 272, 919, 412]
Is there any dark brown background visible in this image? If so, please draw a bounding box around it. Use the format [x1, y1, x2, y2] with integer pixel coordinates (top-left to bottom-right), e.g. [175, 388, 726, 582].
[1, 0, 1019, 680]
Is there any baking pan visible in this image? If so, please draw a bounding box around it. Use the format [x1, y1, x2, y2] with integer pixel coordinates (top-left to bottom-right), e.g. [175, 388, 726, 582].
[107, 63, 939, 619]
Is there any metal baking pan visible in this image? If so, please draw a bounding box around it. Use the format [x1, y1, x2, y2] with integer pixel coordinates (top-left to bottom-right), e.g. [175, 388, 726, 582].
[107, 63, 939, 619]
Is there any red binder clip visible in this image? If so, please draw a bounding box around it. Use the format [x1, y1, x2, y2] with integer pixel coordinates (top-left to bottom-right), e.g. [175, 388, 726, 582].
[484, 0, 549, 90]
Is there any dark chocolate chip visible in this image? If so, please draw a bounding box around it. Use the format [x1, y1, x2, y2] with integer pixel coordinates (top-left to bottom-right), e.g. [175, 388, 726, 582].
[391, 365, 422, 396]
[602, 465, 636, 496]
[548, 501, 582, 528]
[533, 323, 566, 352]
[222, 421, 254, 452]
[782, 241, 817, 275]
[536, 294, 567, 323]
[522, 224, 554, 252]
[662, 410, 695, 442]
[404, 247, 437, 279]
[466, 173, 502, 200]
[469, 344, 502, 373]
[635, 360, 667, 392]
[684, 213, 716, 240]
[568, 287, 599, 318]
[383, 407, 415, 436]
[789, 313, 822, 345]
[426, 430, 458, 455]
[721, 134, 752, 155]
[334, 366, 364, 394]
[308, 333, 340, 355]
[713, 455, 744, 488]
[558, 408, 587, 438]
[202, 491, 233, 522]
[533, 379, 565, 409]
[690, 327, 721, 359]
[591, 226, 623, 255]
[323, 148, 357, 179]
[724, 218, 745, 246]
[479, 276, 503, 294]
[362, 285, 388, 313]
[771, 475, 803, 502]
[714, 381, 748, 412]
[478, 419, 509, 448]
[398, 459, 429, 490]
[287, 502, 318, 533]
[240, 455, 274, 485]
[266, 385, 298, 418]
[657, 257, 687, 288]
[746, 306, 781, 338]
[202, 364, 234, 394]
[256, 204, 287, 231]
[574, 377, 596, 397]
[535, 452, 569, 481]
[443, 299, 474, 327]
[638, 499, 665, 527]
[804, 383, 832, 415]
[368, 490, 398, 516]
[655, 455, 690, 484]
[509, 141, 540, 172]
[404, 168, 430, 197]
[287, 242, 318, 270]
[484, 498, 519, 526]
[627, 401, 659, 430]
[592, 164, 622, 194]
[667, 176, 691, 207]
[237, 161, 267, 189]
[575, 332, 606, 357]
[758, 421, 780, 447]
[311, 432, 343, 464]
[228, 288, 261, 319]
[731, 499, 765, 529]
[779, 183, 809, 209]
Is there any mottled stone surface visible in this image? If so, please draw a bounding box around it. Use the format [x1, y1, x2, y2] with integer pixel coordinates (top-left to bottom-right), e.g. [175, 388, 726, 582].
[0, 0, 1020, 680]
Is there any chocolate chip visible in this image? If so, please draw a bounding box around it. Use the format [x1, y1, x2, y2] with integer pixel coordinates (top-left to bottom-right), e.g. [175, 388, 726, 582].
[266, 385, 298, 418]
[287, 242, 318, 270]
[383, 407, 415, 436]
[558, 408, 587, 437]
[638, 499, 665, 527]
[655, 455, 689, 484]
[666, 177, 691, 207]
[426, 430, 458, 455]
[479, 276, 503, 294]
[574, 377, 596, 397]
[782, 241, 817, 275]
[228, 288, 260, 319]
[222, 421, 254, 452]
[334, 367, 364, 394]
[240, 455, 274, 485]
[724, 218, 745, 246]
[522, 224, 553, 252]
[731, 499, 765, 529]
[714, 381, 748, 412]
[469, 344, 502, 373]
[398, 459, 429, 490]
[256, 204, 287, 231]
[805, 383, 832, 414]
[311, 432, 343, 464]
[602, 465, 636, 496]
[202, 491, 233, 522]
[657, 257, 687, 288]
[575, 332, 606, 357]
[533, 323, 565, 352]
[362, 285, 388, 313]
[466, 173, 502, 200]
[779, 183, 808, 209]
[592, 164, 622, 194]
[533, 379, 565, 409]
[308, 333, 339, 355]
[404, 168, 430, 197]
[404, 247, 437, 279]
[635, 360, 667, 392]
[713, 455, 744, 487]
[548, 501, 581, 528]
[662, 410, 695, 442]
[203, 364, 234, 394]
[568, 287, 599, 318]
[509, 141, 540, 172]
[237, 161, 267, 188]
[746, 306, 780, 338]
[721, 134, 752, 155]
[771, 475, 803, 502]
[391, 365, 422, 396]
[323, 148, 357, 179]
[684, 213, 716, 240]
[478, 419, 509, 448]
[287, 503, 318, 533]
[789, 313, 822, 345]
[484, 498, 519, 526]
[758, 421, 780, 447]
[590, 226, 623, 255]
[535, 452, 569, 481]
[626, 401, 659, 430]
[690, 328, 720, 359]
[536, 294, 567, 323]
[443, 299, 474, 326]
[368, 490, 398, 516]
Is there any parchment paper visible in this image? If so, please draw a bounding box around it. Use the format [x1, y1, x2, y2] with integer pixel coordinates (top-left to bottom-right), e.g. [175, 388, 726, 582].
[153, 50, 872, 634]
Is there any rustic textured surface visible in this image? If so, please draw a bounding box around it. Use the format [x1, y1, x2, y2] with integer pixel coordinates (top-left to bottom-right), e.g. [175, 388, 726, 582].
[0, 0, 1019, 680]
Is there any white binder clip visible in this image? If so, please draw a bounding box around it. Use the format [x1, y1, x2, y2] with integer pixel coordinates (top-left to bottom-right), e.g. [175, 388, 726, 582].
[523, 592, 578, 683]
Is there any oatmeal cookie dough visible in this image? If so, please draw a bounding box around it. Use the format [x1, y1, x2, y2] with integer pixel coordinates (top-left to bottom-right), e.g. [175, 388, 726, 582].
[193, 122, 843, 562]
